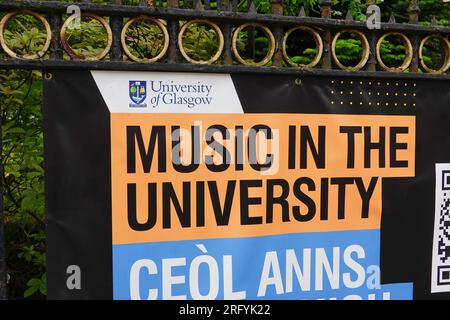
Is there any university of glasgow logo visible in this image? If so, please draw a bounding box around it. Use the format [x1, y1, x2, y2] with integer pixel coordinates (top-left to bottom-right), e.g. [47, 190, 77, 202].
[129, 81, 147, 108]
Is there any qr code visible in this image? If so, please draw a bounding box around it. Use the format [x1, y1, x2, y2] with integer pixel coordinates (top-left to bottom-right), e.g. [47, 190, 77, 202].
[438, 192, 450, 263]
[432, 165, 450, 293]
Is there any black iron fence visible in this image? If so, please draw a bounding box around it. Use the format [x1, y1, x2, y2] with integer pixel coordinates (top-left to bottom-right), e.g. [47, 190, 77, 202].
[0, 0, 449, 79]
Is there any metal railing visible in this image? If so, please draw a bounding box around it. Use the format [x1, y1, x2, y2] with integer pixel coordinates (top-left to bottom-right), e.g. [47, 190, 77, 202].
[0, 0, 449, 79]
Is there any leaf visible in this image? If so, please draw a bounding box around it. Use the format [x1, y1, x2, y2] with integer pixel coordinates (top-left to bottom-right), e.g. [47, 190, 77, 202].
[6, 127, 26, 134]
[39, 274, 47, 295]
[24, 285, 38, 298]
[26, 278, 40, 287]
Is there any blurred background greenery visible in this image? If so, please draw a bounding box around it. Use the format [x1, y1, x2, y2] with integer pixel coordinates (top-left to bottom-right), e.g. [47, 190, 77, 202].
[0, 0, 448, 299]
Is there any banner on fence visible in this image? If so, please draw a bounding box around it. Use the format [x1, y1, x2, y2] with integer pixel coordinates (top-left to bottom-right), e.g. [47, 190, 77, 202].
[43, 70, 450, 300]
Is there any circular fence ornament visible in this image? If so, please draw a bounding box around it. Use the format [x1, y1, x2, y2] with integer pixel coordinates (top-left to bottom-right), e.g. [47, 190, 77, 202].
[331, 30, 370, 71]
[60, 13, 112, 61]
[376, 32, 413, 73]
[121, 16, 169, 63]
[178, 19, 224, 65]
[232, 23, 275, 67]
[282, 26, 323, 68]
[0, 10, 52, 60]
[44, 72, 53, 80]
[419, 35, 450, 74]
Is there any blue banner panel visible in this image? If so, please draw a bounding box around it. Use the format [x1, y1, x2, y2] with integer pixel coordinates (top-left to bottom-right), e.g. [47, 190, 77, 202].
[113, 230, 412, 300]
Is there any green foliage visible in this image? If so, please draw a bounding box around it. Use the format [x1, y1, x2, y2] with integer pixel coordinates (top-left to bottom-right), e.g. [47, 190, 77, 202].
[331, 0, 366, 20]
[236, 28, 271, 64]
[124, 20, 167, 59]
[285, 30, 318, 65]
[24, 273, 46, 298]
[335, 36, 363, 66]
[64, 17, 109, 59]
[379, 35, 407, 67]
[1, 69, 45, 299]
[283, 0, 319, 16]
[181, 23, 220, 62]
[3, 15, 48, 58]
[421, 36, 447, 70]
